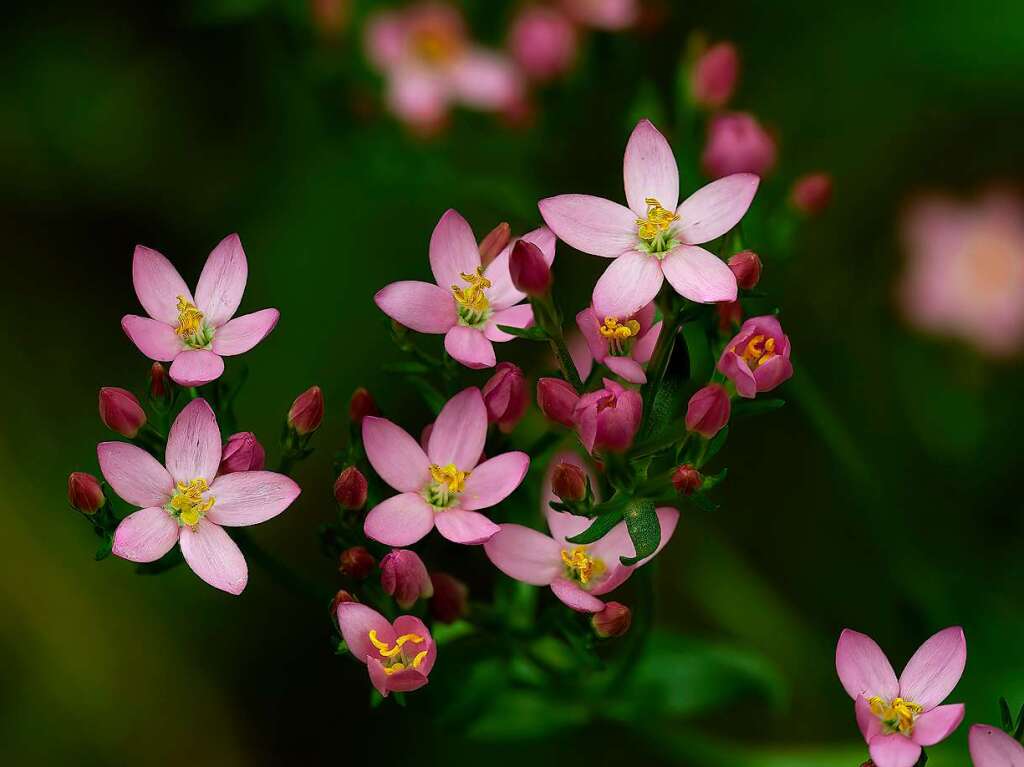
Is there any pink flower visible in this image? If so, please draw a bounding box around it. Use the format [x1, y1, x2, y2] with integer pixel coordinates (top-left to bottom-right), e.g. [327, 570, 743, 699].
[380, 549, 434, 609]
[717, 315, 793, 398]
[539, 119, 757, 318]
[576, 301, 662, 383]
[508, 5, 577, 82]
[219, 432, 266, 474]
[970, 725, 1024, 766]
[702, 112, 777, 179]
[484, 453, 678, 612]
[900, 191, 1024, 358]
[537, 376, 579, 427]
[98, 387, 147, 438]
[560, 0, 637, 30]
[685, 383, 730, 438]
[836, 627, 967, 767]
[482, 362, 528, 432]
[791, 172, 833, 215]
[690, 42, 739, 109]
[362, 387, 529, 546]
[99, 399, 301, 594]
[375, 210, 556, 369]
[337, 602, 436, 697]
[121, 234, 280, 388]
[573, 378, 642, 453]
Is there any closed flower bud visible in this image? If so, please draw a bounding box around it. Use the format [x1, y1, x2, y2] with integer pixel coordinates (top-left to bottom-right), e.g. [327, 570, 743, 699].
[672, 464, 703, 495]
[330, 589, 358, 615]
[98, 387, 147, 438]
[348, 387, 378, 426]
[482, 362, 528, 431]
[333, 466, 368, 510]
[686, 384, 731, 439]
[690, 41, 739, 108]
[509, 240, 552, 296]
[479, 222, 512, 267]
[702, 112, 777, 179]
[537, 377, 579, 427]
[790, 172, 833, 215]
[551, 462, 587, 502]
[219, 432, 266, 474]
[149, 362, 168, 399]
[380, 549, 433, 609]
[592, 601, 632, 638]
[339, 546, 376, 579]
[288, 386, 324, 435]
[429, 572, 469, 623]
[68, 472, 105, 514]
[728, 250, 762, 290]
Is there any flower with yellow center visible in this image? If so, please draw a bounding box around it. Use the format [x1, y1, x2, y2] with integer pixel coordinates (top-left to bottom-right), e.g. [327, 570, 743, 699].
[561, 546, 606, 586]
[599, 316, 642, 356]
[451, 267, 492, 327]
[737, 334, 776, 368]
[174, 295, 213, 348]
[867, 696, 924, 736]
[425, 463, 469, 508]
[636, 197, 680, 253]
[368, 629, 429, 675]
[168, 477, 215, 527]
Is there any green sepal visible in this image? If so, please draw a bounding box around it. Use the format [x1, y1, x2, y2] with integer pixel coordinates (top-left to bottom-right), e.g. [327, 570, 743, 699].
[566, 510, 624, 545]
[496, 324, 549, 341]
[620, 498, 660, 566]
[94, 536, 113, 561]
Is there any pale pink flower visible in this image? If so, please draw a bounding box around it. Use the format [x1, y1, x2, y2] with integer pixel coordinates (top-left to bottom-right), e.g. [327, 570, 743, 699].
[337, 602, 436, 697]
[539, 119, 757, 318]
[485, 452, 678, 612]
[362, 387, 529, 547]
[561, 0, 637, 30]
[99, 399, 301, 594]
[121, 234, 279, 387]
[702, 112, 777, 179]
[375, 210, 556, 369]
[970, 724, 1024, 766]
[717, 315, 793, 398]
[836, 627, 967, 767]
[508, 5, 577, 82]
[900, 191, 1024, 358]
[576, 301, 662, 383]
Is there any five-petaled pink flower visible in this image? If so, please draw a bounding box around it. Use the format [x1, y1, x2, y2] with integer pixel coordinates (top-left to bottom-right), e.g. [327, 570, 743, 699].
[576, 301, 662, 383]
[337, 602, 436, 697]
[99, 399, 301, 594]
[362, 387, 529, 546]
[717, 315, 793, 398]
[121, 234, 280, 387]
[539, 119, 758, 319]
[969, 724, 1024, 766]
[375, 210, 556, 369]
[485, 452, 678, 612]
[836, 626, 967, 767]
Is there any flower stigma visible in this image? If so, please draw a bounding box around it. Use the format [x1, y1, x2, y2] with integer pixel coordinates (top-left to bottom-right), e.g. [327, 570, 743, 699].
[636, 197, 680, 255]
[168, 478, 215, 527]
[599, 316, 641, 356]
[451, 268, 492, 328]
[425, 463, 470, 508]
[174, 296, 214, 348]
[867, 696, 923, 736]
[561, 546, 606, 586]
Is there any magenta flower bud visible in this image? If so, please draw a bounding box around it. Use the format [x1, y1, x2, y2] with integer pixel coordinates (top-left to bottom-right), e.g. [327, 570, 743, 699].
[508, 6, 577, 82]
[791, 172, 833, 215]
[572, 378, 642, 453]
[68, 472, 105, 514]
[509, 240, 552, 296]
[330, 588, 358, 615]
[380, 549, 433, 609]
[701, 112, 777, 179]
[482, 362, 528, 432]
[149, 362, 168, 399]
[333, 466, 368, 510]
[537, 377, 579, 427]
[690, 41, 739, 108]
[672, 464, 702, 495]
[339, 546, 376, 580]
[98, 387, 147, 438]
[592, 601, 632, 637]
[348, 387, 378, 426]
[551, 462, 587, 502]
[479, 222, 512, 267]
[429, 572, 469, 624]
[288, 386, 324, 435]
[219, 432, 266, 475]
[685, 384, 731, 439]
[718, 315, 793, 398]
[728, 250, 762, 290]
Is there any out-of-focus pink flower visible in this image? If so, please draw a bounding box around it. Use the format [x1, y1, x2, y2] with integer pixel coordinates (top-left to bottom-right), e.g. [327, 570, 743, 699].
[718, 315, 793, 398]
[288, 386, 324, 435]
[99, 399, 300, 594]
[380, 549, 434, 608]
[969, 724, 1024, 766]
[508, 5, 577, 82]
[561, 0, 637, 29]
[592, 601, 631, 637]
[702, 112, 777, 179]
[690, 42, 739, 108]
[576, 301, 662, 384]
[900, 192, 1024, 358]
[509, 240, 553, 296]
[334, 466, 368, 510]
[836, 627, 967, 767]
[349, 387, 378, 425]
[573, 378, 642, 453]
[337, 602, 436, 697]
[791, 172, 833, 215]
[551, 461, 588, 502]
[537, 377, 579, 427]
[685, 383, 731, 438]
[219, 432, 266, 474]
[362, 388, 529, 546]
[68, 472, 105, 514]
[375, 210, 556, 369]
[429, 572, 469, 623]
[540, 119, 757, 318]
[121, 234, 279, 387]
[671, 464, 701, 495]
[99, 387, 147, 438]
[482, 362, 528, 432]
[728, 250, 762, 290]
[485, 452, 678, 612]
[340, 546, 376, 579]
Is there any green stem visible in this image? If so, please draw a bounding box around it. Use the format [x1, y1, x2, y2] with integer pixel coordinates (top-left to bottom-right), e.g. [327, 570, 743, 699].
[530, 294, 583, 391]
[188, 387, 199, 399]
[639, 299, 682, 435]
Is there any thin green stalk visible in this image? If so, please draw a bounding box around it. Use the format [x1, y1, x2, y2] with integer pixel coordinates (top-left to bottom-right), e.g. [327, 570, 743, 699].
[639, 299, 682, 434]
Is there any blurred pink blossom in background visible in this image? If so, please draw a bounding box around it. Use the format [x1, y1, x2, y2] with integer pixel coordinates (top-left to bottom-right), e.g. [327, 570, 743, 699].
[508, 5, 578, 82]
[702, 112, 777, 179]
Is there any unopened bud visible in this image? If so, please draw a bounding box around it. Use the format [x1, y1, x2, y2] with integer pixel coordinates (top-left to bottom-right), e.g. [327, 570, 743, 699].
[717, 300, 743, 333]
[219, 432, 266, 474]
[333, 466, 368, 510]
[672, 464, 703, 495]
[288, 386, 324, 435]
[380, 549, 433, 609]
[690, 41, 739, 108]
[685, 384, 731, 439]
[482, 362, 528, 432]
[330, 588, 358, 615]
[551, 462, 587, 502]
[98, 387, 147, 438]
[592, 601, 632, 637]
[348, 387, 378, 426]
[479, 222, 512, 267]
[149, 362, 168, 399]
[339, 546, 376, 579]
[68, 472, 105, 514]
[728, 250, 762, 290]
[509, 240, 552, 296]
[429, 572, 469, 623]
[790, 172, 833, 215]
[537, 377, 579, 427]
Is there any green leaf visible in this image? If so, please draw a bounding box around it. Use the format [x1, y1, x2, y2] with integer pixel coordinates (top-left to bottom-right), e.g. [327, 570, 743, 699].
[335, 641, 348, 656]
[432, 620, 475, 645]
[682, 322, 713, 383]
[701, 468, 728, 491]
[1001, 697, 1014, 731]
[467, 688, 587, 740]
[496, 324, 548, 341]
[94, 536, 113, 561]
[620, 498, 659, 566]
[1014, 702, 1024, 740]
[732, 398, 786, 418]
[702, 425, 730, 463]
[689, 491, 719, 514]
[566, 511, 624, 545]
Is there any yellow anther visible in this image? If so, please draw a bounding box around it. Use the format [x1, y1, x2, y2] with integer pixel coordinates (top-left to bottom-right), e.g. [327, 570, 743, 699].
[368, 630, 424, 658]
[174, 296, 206, 339]
[384, 662, 406, 675]
[736, 334, 777, 368]
[868, 696, 923, 736]
[599, 316, 642, 340]
[412, 650, 429, 668]
[561, 546, 606, 586]
[451, 267, 492, 313]
[169, 478, 214, 526]
[429, 463, 469, 494]
[636, 197, 679, 242]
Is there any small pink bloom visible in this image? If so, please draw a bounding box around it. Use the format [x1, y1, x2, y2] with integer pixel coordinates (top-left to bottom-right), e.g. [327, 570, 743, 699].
[551, 461, 588, 502]
[836, 627, 967, 767]
[690, 42, 739, 109]
[671, 464, 702, 495]
[362, 387, 529, 547]
[149, 362, 168, 399]
[99, 399, 300, 594]
[701, 112, 777, 179]
[509, 240, 553, 296]
[121, 234, 280, 387]
[576, 301, 662, 384]
[334, 466, 369, 510]
[68, 472, 105, 514]
[349, 387, 378, 425]
[219, 432, 265, 475]
[573, 378, 642, 453]
[540, 119, 757, 318]
[482, 362, 528, 432]
[791, 172, 833, 215]
[969, 724, 1024, 766]
[98, 387, 147, 438]
[340, 546, 376, 579]
[288, 386, 324, 435]
[337, 602, 436, 697]
[485, 452, 678, 612]
[717, 315, 793, 398]
[685, 384, 731, 438]
[592, 601, 631, 637]
[561, 0, 637, 29]
[728, 249, 762, 290]
[380, 549, 434, 608]
[537, 376, 580, 427]
[429, 572, 469, 623]
[375, 210, 557, 370]
[508, 5, 577, 82]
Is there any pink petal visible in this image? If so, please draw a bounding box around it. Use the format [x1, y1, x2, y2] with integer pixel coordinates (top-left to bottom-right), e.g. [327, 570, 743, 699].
[364, 493, 436, 547]
[718, 349, 758, 398]
[434, 509, 500, 544]
[567, 329, 594, 382]
[374, 281, 457, 334]
[576, 307, 608, 360]
[194, 233, 247, 328]
[856, 695, 884, 742]
[911, 704, 964, 746]
[550, 577, 605, 613]
[969, 725, 1024, 767]
[898, 626, 967, 710]
[460, 451, 529, 510]
[545, 509, 591, 546]
[428, 387, 487, 469]
[485, 304, 534, 343]
[394, 614, 436, 675]
[592, 250, 665, 319]
[430, 209, 481, 290]
[604, 355, 647, 383]
[121, 315, 183, 361]
[752, 354, 794, 393]
[835, 629, 899, 701]
[165, 398, 222, 484]
[362, 416, 431, 493]
[450, 48, 522, 110]
[378, 664, 429, 694]
[337, 602, 394, 665]
[112, 507, 179, 563]
[633, 320, 662, 364]
[386, 66, 450, 129]
[211, 309, 279, 356]
[623, 119, 680, 215]
[206, 471, 301, 527]
[178, 519, 248, 595]
[538, 195, 637, 257]
[868, 734, 921, 767]
[444, 326, 496, 369]
[132, 245, 192, 325]
[483, 524, 562, 585]
[676, 173, 760, 245]
[97, 442, 173, 507]
[661, 245, 738, 303]
[485, 227, 557, 310]
[168, 349, 224, 387]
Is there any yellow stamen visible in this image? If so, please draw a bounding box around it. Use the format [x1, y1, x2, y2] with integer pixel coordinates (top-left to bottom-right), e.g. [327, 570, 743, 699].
[451, 267, 491, 314]
[168, 478, 214, 527]
[599, 316, 642, 340]
[636, 197, 679, 242]
[868, 696, 923, 736]
[429, 463, 469, 494]
[561, 546, 606, 586]
[736, 334, 777, 368]
[174, 296, 206, 339]
[368, 630, 424, 657]
[411, 650, 429, 668]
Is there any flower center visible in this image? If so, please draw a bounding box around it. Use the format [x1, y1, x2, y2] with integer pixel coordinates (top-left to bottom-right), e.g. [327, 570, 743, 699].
[174, 296, 213, 348]
[868, 696, 923, 736]
[736, 334, 776, 369]
[451, 268, 492, 328]
[424, 463, 469, 508]
[599, 316, 641, 356]
[168, 478, 215, 527]
[561, 546, 606, 586]
[413, 29, 458, 64]
[368, 629, 429, 675]
[636, 197, 680, 255]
